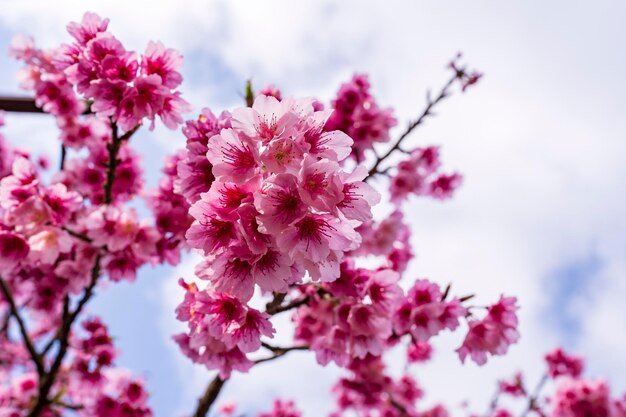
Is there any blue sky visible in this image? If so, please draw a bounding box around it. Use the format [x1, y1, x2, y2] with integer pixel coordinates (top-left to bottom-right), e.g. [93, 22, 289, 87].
[1, 1, 625, 416]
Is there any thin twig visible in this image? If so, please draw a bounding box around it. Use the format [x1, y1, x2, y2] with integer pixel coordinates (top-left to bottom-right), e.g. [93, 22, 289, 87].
[520, 373, 548, 417]
[51, 398, 84, 411]
[366, 71, 462, 181]
[484, 387, 501, 417]
[61, 227, 92, 243]
[459, 294, 476, 303]
[267, 295, 310, 315]
[390, 398, 409, 417]
[59, 145, 66, 171]
[103, 123, 121, 205]
[255, 344, 308, 364]
[0, 277, 45, 375]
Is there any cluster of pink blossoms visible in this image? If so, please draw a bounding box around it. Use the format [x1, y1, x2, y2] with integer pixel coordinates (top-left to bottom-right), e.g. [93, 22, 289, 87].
[355, 210, 413, 274]
[390, 146, 463, 204]
[466, 348, 626, 417]
[0, 315, 151, 417]
[11, 12, 189, 130]
[457, 296, 519, 365]
[293, 263, 403, 366]
[174, 279, 274, 378]
[184, 94, 380, 298]
[325, 74, 397, 161]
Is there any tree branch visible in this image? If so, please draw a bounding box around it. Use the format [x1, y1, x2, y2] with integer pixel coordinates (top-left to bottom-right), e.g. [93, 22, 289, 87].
[255, 343, 308, 364]
[266, 295, 310, 316]
[61, 227, 92, 243]
[28, 255, 102, 417]
[0, 96, 91, 115]
[103, 123, 121, 205]
[193, 375, 226, 417]
[59, 145, 66, 171]
[0, 277, 45, 376]
[0, 96, 44, 113]
[366, 71, 462, 181]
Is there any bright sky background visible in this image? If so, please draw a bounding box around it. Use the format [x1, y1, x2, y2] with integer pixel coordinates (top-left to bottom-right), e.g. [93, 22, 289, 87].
[1, 1, 625, 416]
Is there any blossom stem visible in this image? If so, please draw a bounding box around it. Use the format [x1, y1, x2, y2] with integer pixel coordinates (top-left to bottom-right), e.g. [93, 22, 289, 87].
[0, 277, 45, 376]
[366, 70, 462, 181]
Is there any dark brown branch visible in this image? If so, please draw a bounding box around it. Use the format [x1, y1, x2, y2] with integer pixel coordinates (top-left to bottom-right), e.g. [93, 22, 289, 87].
[0, 96, 92, 115]
[267, 295, 310, 315]
[0, 311, 10, 336]
[440, 283, 451, 301]
[103, 123, 121, 205]
[59, 145, 66, 171]
[28, 255, 102, 417]
[459, 294, 476, 303]
[255, 343, 308, 364]
[265, 292, 286, 314]
[0, 277, 45, 375]
[193, 375, 226, 417]
[366, 71, 461, 181]
[390, 398, 409, 417]
[102, 122, 140, 205]
[61, 227, 92, 243]
[261, 342, 308, 353]
[0, 96, 44, 113]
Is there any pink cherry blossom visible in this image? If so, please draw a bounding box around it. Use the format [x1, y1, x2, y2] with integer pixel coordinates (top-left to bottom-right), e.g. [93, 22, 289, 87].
[545, 348, 584, 379]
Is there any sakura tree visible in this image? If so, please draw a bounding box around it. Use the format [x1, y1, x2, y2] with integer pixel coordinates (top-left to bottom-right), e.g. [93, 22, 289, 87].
[0, 12, 622, 417]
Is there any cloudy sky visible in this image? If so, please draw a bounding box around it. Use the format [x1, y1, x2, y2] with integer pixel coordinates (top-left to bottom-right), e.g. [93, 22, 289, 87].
[1, 1, 625, 416]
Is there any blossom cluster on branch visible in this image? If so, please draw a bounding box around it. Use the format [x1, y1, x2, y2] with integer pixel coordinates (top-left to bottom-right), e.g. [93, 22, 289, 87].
[0, 11, 620, 417]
